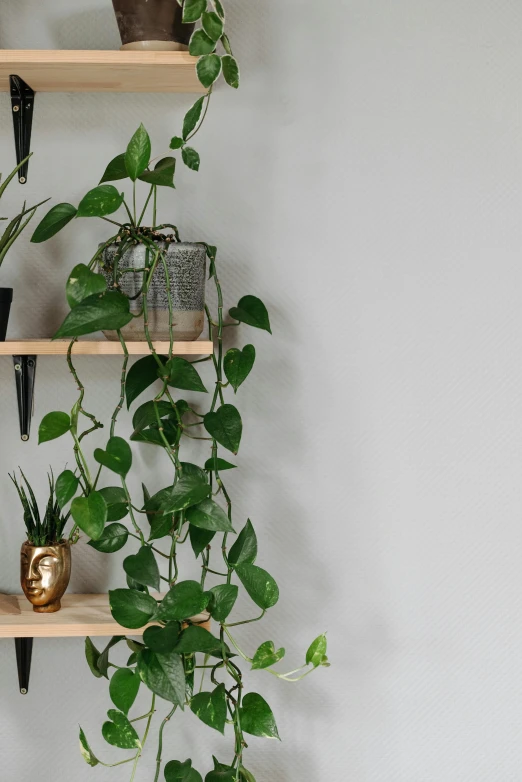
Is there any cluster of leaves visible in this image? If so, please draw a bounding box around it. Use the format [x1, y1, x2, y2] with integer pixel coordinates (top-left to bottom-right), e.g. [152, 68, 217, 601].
[30, 126, 329, 780]
[0, 154, 48, 269]
[9, 469, 71, 546]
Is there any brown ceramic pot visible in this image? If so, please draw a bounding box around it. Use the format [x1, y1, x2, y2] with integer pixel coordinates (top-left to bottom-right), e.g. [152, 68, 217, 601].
[20, 541, 71, 613]
[112, 0, 194, 50]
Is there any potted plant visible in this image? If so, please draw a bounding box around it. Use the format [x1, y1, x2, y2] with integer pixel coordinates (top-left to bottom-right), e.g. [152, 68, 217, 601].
[31, 127, 207, 341]
[31, 125, 330, 780]
[112, 0, 195, 51]
[0, 155, 47, 341]
[10, 470, 78, 613]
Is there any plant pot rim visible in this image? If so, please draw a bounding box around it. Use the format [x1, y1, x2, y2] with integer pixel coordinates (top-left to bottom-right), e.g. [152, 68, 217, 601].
[22, 539, 70, 549]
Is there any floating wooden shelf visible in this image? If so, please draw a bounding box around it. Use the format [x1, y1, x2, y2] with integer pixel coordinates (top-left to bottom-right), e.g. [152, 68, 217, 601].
[0, 593, 210, 638]
[0, 50, 205, 93]
[0, 339, 213, 356]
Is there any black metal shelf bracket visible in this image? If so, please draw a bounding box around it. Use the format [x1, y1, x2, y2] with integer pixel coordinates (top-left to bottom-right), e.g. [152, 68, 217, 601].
[10, 75, 35, 184]
[15, 637, 33, 694]
[13, 355, 37, 441]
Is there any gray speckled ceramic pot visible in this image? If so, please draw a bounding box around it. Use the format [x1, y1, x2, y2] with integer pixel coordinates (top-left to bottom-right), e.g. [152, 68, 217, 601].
[100, 241, 206, 341]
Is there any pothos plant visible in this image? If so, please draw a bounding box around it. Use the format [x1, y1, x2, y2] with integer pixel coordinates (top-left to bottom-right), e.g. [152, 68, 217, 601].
[30, 125, 329, 782]
[175, 0, 239, 173]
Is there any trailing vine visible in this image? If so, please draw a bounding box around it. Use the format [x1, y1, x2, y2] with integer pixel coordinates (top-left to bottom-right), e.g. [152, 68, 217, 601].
[31, 126, 329, 782]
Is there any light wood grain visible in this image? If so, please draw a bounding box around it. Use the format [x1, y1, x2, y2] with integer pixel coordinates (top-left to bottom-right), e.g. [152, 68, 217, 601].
[0, 594, 211, 638]
[0, 50, 204, 93]
[0, 340, 213, 356]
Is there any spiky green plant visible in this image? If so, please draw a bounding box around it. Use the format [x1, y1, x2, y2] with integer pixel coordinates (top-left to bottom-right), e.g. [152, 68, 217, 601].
[10, 470, 71, 546]
[0, 154, 48, 268]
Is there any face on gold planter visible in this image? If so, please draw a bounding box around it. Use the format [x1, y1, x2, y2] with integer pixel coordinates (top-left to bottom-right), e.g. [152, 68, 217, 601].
[20, 542, 71, 613]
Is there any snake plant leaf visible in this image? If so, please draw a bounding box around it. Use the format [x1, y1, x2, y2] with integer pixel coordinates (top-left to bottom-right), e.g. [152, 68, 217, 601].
[222, 55, 240, 89]
[125, 354, 166, 409]
[251, 641, 285, 671]
[228, 520, 257, 567]
[182, 96, 205, 140]
[139, 157, 176, 188]
[235, 563, 279, 610]
[157, 580, 208, 621]
[123, 545, 160, 591]
[79, 727, 99, 767]
[71, 490, 107, 540]
[102, 709, 141, 749]
[182, 146, 201, 171]
[109, 588, 158, 629]
[239, 693, 280, 740]
[306, 633, 328, 667]
[88, 522, 129, 553]
[189, 525, 215, 558]
[94, 436, 132, 477]
[66, 263, 107, 308]
[98, 486, 129, 522]
[202, 11, 223, 41]
[38, 411, 71, 444]
[77, 185, 124, 217]
[30, 202, 77, 243]
[165, 759, 203, 782]
[208, 584, 238, 622]
[190, 29, 216, 56]
[148, 476, 211, 515]
[204, 456, 236, 472]
[186, 498, 234, 532]
[196, 54, 222, 88]
[190, 683, 226, 734]
[137, 648, 186, 707]
[99, 153, 128, 183]
[182, 0, 207, 23]
[204, 404, 242, 454]
[223, 345, 255, 392]
[85, 637, 103, 679]
[55, 469, 79, 507]
[172, 626, 222, 655]
[53, 291, 133, 339]
[143, 621, 181, 654]
[125, 123, 151, 181]
[109, 668, 140, 715]
[163, 357, 207, 392]
[229, 295, 271, 333]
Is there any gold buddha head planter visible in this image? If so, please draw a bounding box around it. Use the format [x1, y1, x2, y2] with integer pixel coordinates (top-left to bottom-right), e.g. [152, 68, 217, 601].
[20, 541, 71, 613]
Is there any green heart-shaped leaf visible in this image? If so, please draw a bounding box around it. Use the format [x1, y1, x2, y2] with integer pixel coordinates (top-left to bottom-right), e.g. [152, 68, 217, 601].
[38, 411, 71, 444]
[71, 490, 107, 540]
[125, 123, 151, 181]
[77, 185, 124, 218]
[102, 709, 141, 749]
[139, 157, 176, 188]
[55, 469, 79, 507]
[204, 457, 236, 472]
[99, 153, 128, 183]
[186, 498, 234, 532]
[98, 486, 129, 521]
[53, 291, 132, 339]
[126, 354, 166, 409]
[306, 633, 328, 667]
[163, 357, 207, 392]
[143, 621, 181, 654]
[94, 436, 132, 477]
[251, 641, 285, 671]
[109, 668, 140, 715]
[182, 146, 200, 171]
[229, 295, 271, 333]
[228, 520, 257, 567]
[223, 345, 255, 392]
[190, 683, 226, 734]
[79, 727, 99, 767]
[235, 563, 279, 610]
[189, 29, 216, 56]
[137, 648, 186, 707]
[157, 580, 208, 622]
[148, 476, 211, 515]
[172, 626, 222, 655]
[109, 588, 157, 629]
[85, 637, 103, 679]
[239, 693, 280, 740]
[66, 263, 107, 308]
[182, 96, 205, 140]
[189, 526, 215, 558]
[31, 202, 77, 243]
[123, 545, 160, 591]
[165, 759, 203, 782]
[208, 584, 238, 622]
[204, 404, 242, 454]
[88, 522, 129, 553]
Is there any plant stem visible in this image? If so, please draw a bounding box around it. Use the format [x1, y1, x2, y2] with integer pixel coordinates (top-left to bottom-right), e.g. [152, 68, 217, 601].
[153, 705, 177, 782]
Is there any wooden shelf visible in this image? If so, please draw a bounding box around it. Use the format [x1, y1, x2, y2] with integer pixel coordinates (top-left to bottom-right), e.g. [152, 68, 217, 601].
[0, 50, 205, 93]
[0, 339, 213, 356]
[0, 594, 210, 638]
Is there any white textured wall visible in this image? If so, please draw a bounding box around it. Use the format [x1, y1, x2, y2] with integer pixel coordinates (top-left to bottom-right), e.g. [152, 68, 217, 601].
[1, 0, 521, 780]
